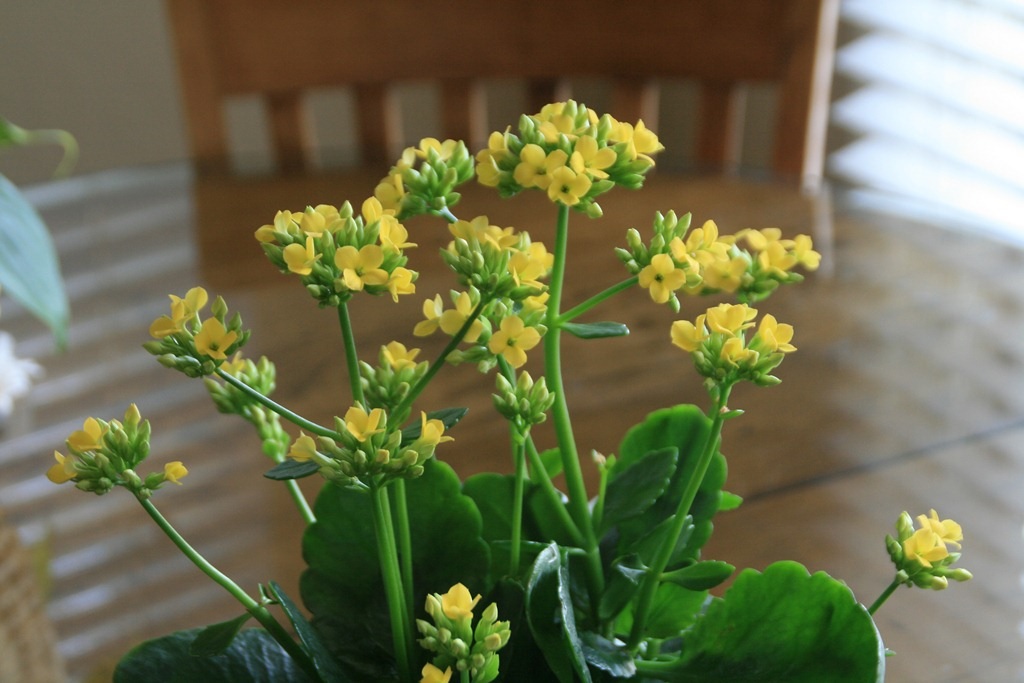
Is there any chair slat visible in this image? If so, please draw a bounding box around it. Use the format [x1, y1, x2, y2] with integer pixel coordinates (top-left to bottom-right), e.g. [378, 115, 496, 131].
[266, 92, 309, 174]
[354, 83, 396, 168]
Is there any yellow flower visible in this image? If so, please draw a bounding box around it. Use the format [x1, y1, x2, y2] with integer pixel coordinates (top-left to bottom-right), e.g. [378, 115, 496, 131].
[449, 216, 517, 252]
[417, 412, 454, 447]
[382, 342, 420, 371]
[297, 207, 330, 237]
[638, 254, 687, 304]
[385, 267, 416, 302]
[547, 165, 592, 206]
[67, 417, 107, 452]
[420, 663, 453, 683]
[220, 352, 248, 376]
[413, 295, 445, 337]
[488, 315, 541, 369]
[514, 146, 570, 191]
[570, 135, 616, 179]
[701, 256, 747, 293]
[255, 210, 299, 243]
[344, 406, 385, 442]
[508, 242, 553, 289]
[378, 215, 416, 251]
[917, 509, 963, 550]
[609, 120, 663, 163]
[194, 318, 238, 360]
[903, 528, 949, 568]
[283, 235, 321, 275]
[335, 245, 389, 291]
[440, 583, 481, 620]
[163, 461, 188, 485]
[720, 336, 758, 365]
[149, 287, 209, 338]
[671, 316, 706, 353]
[792, 234, 821, 270]
[289, 433, 319, 462]
[439, 291, 483, 342]
[46, 451, 77, 484]
[374, 172, 406, 212]
[754, 314, 796, 353]
[705, 303, 757, 336]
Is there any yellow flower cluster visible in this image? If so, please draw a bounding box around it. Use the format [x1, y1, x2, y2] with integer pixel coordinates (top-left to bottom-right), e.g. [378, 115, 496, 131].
[475, 100, 663, 214]
[886, 509, 971, 590]
[418, 583, 510, 683]
[255, 199, 417, 306]
[144, 287, 248, 377]
[287, 406, 452, 486]
[671, 303, 796, 387]
[372, 138, 475, 219]
[46, 405, 185, 497]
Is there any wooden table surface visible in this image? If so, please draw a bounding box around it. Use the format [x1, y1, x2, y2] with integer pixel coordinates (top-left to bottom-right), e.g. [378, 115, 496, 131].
[3, 163, 1022, 681]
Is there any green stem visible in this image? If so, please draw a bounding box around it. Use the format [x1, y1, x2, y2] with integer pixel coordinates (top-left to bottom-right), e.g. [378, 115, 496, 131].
[868, 578, 902, 615]
[284, 478, 316, 525]
[392, 478, 415, 628]
[627, 384, 733, 650]
[137, 497, 318, 679]
[337, 302, 365, 405]
[371, 485, 415, 683]
[510, 429, 527, 577]
[556, 276, 638, 325]
[216, 370, 340, 439]
[434, 206, 459, 224]
[544, 203, 604, 604]
[523, 437, 586, 548]
[393, 300, 487, 422]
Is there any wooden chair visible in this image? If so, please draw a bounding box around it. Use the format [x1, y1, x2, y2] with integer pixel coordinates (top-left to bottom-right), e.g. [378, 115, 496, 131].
[165, 0, 839, 190]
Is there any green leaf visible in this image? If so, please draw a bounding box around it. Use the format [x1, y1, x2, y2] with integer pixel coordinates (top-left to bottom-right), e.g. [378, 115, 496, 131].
[114, 628, 315, 682]
[264, 459, 320, 481]
[579, 631, 636, 679]
[597, 556, 647, 622]
[189, 615, 251, 657]
[0, 173, 68, 347]
[400, 406, 468, 444]
[301, 459, 489, 678]
[526, 543, 592, 683]
[664, 562, 885, 682]
[462, 473, 543, 545]
[635, 582, 707, 639]
[661, 560, 735, 591]
[615, 405, 724, 565]
[598, 447, 677, 535]
[268, 582, 347, 683]
[561, 321, 629, 339]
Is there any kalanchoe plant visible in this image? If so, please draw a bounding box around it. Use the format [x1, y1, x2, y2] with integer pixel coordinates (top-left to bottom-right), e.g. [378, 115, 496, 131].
[49, 101, 970, 683]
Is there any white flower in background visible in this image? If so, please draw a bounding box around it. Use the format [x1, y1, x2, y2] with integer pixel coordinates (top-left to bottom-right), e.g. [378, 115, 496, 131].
[0, 330, 43, 418]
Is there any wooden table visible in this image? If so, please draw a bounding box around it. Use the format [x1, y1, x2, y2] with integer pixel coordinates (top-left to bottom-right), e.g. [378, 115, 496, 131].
[3, 163, 1022, 681]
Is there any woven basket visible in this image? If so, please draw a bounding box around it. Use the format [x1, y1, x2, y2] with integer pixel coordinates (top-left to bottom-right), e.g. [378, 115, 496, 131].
[0, 512, 65, 682]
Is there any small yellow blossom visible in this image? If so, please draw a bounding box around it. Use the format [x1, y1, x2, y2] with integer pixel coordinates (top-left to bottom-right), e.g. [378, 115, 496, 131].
[67, 417, 107, 452]
[701, 256, 748, 293]
[720, 336, 758, 365]
[298, 207, 329, 237]
[374, 172, 406, 212]
[344, 406, 385, 442]
[671, 316, 707, 353]
[508, 242, 553, 289]
[382, 342, 420, 371]
[149, 287, 209, 338]
[638, 254, 687, 304]
[220, 352, 247, 376]
[46, 451, 77, 484]
[289, 433, 319, 462]
[163, 461, 188, 485]
[705, 303, 757, 336]
[917, 509, 963, 549]
[378, 214, 416, 251]
[570, 135, 616, 179]
[547, 165, 592, 206]
[792, 234, 821, 270]
[754, 314, 796, 353]
[194, 318, 238, 361]
[609, 120, 663, 163]
[420, 663, 453, 683]
[254, 210, 300, 243]
[413, 295, 445, 337]
[417, 412, 454, 447]
[439, 292, 483, 342]
[449, 216, 517, 251]
[385, 267, 416, 302]
[440, 583, 482, 620]
[903, 528, 950, 568]
[282, 235, 321, 275]
[335, 245, 389, 291]
[488, 315, 541, 369]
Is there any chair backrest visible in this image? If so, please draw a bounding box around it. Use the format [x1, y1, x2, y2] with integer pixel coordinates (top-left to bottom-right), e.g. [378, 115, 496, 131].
[165, 0, 839, 189]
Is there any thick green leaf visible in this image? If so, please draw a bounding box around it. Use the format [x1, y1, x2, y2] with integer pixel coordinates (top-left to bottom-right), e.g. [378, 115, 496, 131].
[189, 615, 251, 657]
[635, 583, 708, 639]
[660, 560, 735, 591]
[598, 447, 677, 535]
[579, 631, 636, 679]
[400, 407, 468, 444]
[268, 582, 346, 683]
[301, 459, 489, 678]
[615, 405, 724, 564]
[525, 543, 592, 683]
[597, 556, 647, 622]
[664, 562, 885, 682]
[264, 459, 320, 481]
[114, 628, 313, 682]
[562, 321, 630, 339]
[0, 173, 68, 346]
